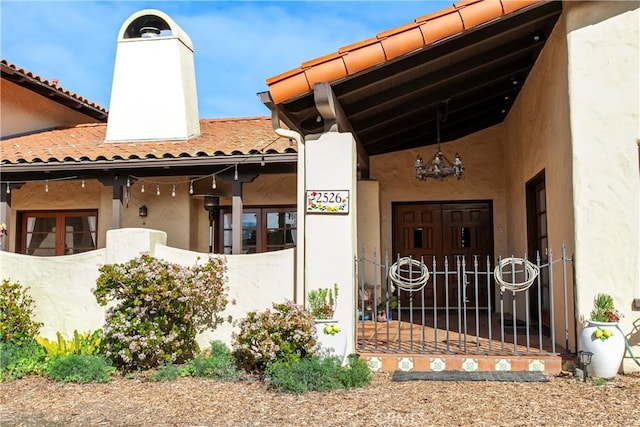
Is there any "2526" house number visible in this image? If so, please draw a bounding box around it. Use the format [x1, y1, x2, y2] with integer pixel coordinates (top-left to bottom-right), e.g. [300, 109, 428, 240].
[306, 190, 349, 214]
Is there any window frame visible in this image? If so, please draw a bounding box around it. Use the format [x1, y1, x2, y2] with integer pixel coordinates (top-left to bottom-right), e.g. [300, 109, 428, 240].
[219, 205, 297, 254]
[18, 210, 98, 256]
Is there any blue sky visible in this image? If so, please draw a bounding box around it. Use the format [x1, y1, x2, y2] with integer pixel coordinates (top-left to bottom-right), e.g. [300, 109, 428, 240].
[1, 1, 445, 118]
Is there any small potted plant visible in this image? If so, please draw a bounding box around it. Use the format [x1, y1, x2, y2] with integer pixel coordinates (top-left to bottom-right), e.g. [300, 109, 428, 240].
[307, 283, 339, 320]
[307, 284, 345, 362]
[578, 293, 625, 379]
[376, 294, 398, 321]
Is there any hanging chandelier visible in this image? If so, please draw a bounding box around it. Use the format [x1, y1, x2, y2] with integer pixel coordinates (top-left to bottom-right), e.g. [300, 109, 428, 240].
[414, 102, 464, 181]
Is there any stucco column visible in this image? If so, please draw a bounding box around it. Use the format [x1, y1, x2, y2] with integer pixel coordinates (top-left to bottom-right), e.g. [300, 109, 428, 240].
[304, 130, 358, 357]
[356, 180, 382, 290]
[231, 180, 243, 255]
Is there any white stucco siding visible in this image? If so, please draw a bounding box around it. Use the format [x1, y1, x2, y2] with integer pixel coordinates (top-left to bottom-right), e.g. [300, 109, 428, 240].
[303, 131, 358, 357]
[0, 250, 108, 339]
[0, 229, 295, 349]
[502, 7, 575, 258]
[498, 11, 578, 350]
[564, 2, 639, 371]
[567, 3, 639, 318]
[154, 244, 295, 348]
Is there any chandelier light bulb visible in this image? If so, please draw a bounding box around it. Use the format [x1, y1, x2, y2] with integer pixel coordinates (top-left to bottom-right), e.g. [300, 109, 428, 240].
[172, 185, 176, 197]
[5, 185, 9, 194]
[212, 174, 217, 190]
[81, 179, 85, 188]
[141, 182, 145, 193]
[45, 179, 49, 193]
[126, 177, 131, 188]
[156, 184, 160, 196]
[189, 180, 194, 195]
[234, 164, 239, 181]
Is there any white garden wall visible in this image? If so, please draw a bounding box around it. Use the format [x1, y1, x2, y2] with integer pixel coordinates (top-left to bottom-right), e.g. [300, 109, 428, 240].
[0, 228, 295, 350]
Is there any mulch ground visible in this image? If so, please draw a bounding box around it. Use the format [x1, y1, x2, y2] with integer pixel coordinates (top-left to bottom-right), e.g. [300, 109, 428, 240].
[1, 371, 639, 427]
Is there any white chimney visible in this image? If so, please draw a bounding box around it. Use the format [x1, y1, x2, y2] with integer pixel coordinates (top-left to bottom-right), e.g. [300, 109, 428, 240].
[105, 9, 200, 142]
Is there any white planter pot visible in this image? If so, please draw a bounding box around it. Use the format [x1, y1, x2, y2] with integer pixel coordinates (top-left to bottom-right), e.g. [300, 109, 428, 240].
[578, 320, 625, 379]
[314, 319, 347, 363]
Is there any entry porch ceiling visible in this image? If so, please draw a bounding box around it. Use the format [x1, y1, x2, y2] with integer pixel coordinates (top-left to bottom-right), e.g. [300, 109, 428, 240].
[265, 1, 562, 157]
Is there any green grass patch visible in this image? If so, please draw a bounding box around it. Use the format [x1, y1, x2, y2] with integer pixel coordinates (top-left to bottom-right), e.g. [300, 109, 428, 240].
[47, 354, 114, 383]
[265, 354, 372, 394]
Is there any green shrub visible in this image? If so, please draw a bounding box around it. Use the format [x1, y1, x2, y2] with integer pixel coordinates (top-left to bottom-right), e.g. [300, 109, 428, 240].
[338, 354, 373, 389]
[47, 354, 113, 383]
[149, 361, 190, 382]
[187, 340, 242, 381]
[0, 340, 48, 380]
[36, 329, 102, 357]
[232, 300, 317, 372]
[0, 279, 43, 346]
[93, 253, 229, 371]
[265, 354, 372, 394]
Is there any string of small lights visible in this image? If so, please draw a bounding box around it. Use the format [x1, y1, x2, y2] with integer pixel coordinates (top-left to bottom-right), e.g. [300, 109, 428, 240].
[2, 135, 288, 196]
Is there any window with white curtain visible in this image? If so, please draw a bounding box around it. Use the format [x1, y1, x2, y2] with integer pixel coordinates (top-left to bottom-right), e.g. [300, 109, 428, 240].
[20, 210, 98, 256]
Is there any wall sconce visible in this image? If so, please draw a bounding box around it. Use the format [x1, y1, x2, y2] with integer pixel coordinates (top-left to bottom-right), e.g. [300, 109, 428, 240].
[138, 205, 148, 225]
[578, 350, 593, 382]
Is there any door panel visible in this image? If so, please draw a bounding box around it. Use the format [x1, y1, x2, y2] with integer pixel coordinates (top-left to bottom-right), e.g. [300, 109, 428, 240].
[393, 204, 442, 308]
[527, 175, 550, 329]
[442, 203, 493, 308]
[393, 201, 493, 310]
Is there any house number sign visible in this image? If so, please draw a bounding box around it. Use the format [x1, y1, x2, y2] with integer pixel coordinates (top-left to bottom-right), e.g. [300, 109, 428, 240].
[306, 190, 349, 214]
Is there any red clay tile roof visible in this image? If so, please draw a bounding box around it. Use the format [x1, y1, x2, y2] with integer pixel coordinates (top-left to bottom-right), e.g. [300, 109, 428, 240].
[265, 0, 542, 104]
[1, 59, 108, 119]
[1, 117, 295, 165]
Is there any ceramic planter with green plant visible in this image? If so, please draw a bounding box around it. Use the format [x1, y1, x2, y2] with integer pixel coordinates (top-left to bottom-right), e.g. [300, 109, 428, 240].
[307, 284, 346, 362]
[307, 283, 339, 320]
[578, 293, 625, 379]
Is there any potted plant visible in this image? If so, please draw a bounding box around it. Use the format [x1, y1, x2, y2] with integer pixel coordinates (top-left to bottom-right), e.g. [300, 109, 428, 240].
[578, 293, 625, 379]
[307, 283, 338, 320]
[307, 284, 346, 362]
[376, 294, 398, 321]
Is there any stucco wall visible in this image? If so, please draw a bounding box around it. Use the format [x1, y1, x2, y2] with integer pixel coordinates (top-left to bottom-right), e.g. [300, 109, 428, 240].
[565, 1, 640, 372]
[500, 1, 640, 367]
[500, 0, 577, 348]
[0, 80, 102, 139]
[356, 180, 382, 288]
[0, 228, 295, 349]
[370, 125, 508, 258]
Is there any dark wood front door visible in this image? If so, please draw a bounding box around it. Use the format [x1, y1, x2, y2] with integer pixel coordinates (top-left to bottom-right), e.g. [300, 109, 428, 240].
[527, 173, 550, 329]
[393, 201, 494, 309]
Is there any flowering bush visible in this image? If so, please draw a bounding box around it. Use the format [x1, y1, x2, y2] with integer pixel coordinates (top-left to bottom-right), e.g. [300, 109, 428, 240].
[0, 279, 43, 346]
[232, 300, 317, 372]
[93, 253, 229, 371]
